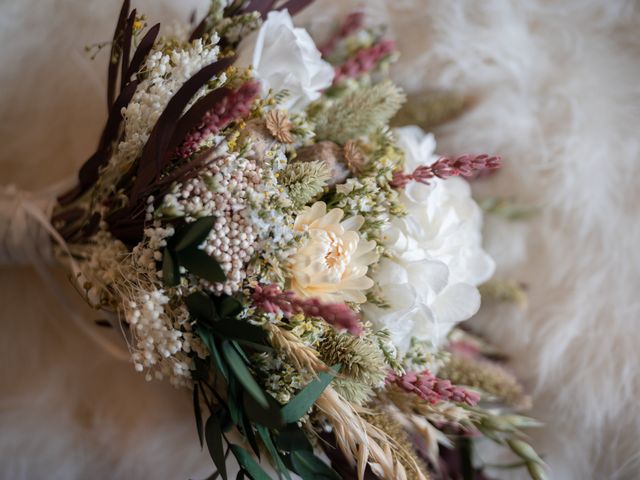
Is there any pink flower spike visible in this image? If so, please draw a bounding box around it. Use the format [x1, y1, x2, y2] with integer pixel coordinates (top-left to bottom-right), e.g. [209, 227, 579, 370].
[387, 369, 480, 406]
[333, 39, 397, 84]
[252, 284, 363, 335]
[390, 154, 502, 189]
[319, 11, 365, 57]
[175, 81, 260, 159]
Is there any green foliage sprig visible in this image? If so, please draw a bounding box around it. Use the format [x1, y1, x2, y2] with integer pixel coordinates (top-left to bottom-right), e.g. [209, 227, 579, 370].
[313, 81, 406, 145]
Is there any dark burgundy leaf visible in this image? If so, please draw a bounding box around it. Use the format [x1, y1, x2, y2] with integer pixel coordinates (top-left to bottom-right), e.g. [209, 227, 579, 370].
[108, 217, 145, 246]
[277, 0, 314, 16]
[81, 212, 101, 238]
[246, 0, 277, 18]
[189, 17, 208, 42]
[57, 184, 83, 206]
[152, 147, 221, 200]
[130, 57, 235, 204]
[98, 79, 138, 150]
[76, 80, 139, 191]
[125, 23, 160, 81]
[120, 9, 136, 92]
[107, 0, 131, 108]
[51, 206, 85, 225]
[163, 87, 231, 160]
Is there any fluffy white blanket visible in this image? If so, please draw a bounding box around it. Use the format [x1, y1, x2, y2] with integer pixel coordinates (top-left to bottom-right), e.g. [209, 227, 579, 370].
[1, 1, 639, 479]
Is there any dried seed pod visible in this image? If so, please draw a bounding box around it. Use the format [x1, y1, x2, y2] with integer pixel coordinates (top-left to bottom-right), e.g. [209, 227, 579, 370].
[265, 109, 294, 143]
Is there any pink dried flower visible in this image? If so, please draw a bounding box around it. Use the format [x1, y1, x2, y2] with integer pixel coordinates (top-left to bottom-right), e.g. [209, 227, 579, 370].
[448, 340, 482, 359]
[319, 12, 365, 57]
[175, 81, 260, 159]
[387, 369, 480, 406]
[252, 284, 363, 335]
[333, 39, 397, 84]
[390, 154, 501, 189]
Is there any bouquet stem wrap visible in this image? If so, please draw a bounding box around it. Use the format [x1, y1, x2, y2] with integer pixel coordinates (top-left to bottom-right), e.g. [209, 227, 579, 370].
[0, 183, 130, 361]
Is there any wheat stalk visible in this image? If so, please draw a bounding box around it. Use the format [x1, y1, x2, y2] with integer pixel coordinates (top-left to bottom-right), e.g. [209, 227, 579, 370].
[316, 387, 427, 480]
[265, 322, 328, 373]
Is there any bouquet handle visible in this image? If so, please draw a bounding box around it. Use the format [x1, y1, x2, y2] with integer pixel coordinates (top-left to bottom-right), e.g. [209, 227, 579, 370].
[0, 183, 130, 361]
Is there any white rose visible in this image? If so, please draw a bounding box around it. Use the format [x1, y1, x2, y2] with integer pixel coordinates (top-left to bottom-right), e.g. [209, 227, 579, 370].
[237, 10, 334, 113]
[364, 126, 495, 353]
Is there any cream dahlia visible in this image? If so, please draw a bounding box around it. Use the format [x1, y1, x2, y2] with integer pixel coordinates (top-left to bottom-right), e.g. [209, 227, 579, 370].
[288, 202, 378, 304]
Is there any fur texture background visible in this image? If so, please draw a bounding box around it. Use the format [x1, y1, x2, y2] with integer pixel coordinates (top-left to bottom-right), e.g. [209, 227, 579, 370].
[1, 1, 640, 479]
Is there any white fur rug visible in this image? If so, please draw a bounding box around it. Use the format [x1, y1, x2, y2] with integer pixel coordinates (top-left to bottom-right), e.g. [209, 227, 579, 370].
[2, 1, 640, 479]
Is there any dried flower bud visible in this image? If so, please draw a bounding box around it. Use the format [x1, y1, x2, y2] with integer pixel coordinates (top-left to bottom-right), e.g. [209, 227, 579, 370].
[241, 119, 275, 161]
[343, 140, 366, 174]
[297, 141, 350, 186]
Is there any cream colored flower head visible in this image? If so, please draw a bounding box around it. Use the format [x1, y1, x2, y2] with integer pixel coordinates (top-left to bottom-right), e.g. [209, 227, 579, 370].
[289, 202, 378, 304]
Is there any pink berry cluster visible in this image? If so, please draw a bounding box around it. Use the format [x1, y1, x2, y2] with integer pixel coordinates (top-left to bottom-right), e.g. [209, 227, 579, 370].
[252, 284, 363, 335]
[387, 370, 480, 406]
[319, 11, 364, 57]
[175, 81, 260, 160]
[333, 39, 396, 84]
[390, 154, 501, 189]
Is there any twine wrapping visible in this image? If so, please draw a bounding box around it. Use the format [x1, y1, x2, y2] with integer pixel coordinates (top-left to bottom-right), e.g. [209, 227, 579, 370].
[0, 184, 129, 361]
[0, 185, 54, 266]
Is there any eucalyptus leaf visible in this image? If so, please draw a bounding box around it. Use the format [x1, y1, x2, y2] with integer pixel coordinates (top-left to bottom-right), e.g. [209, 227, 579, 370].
[256, 425, 291, 480]
[206, 415, 227, 480]
[222, 340, 268, 408]
[241, 402, 261, 458]
[290, 450, 341, 480]
[227, 374, 243, 426]
[209, 320, 269, 347]
[186, 292, 218, 323]
[174, 216, 216, 251]
[274, 424, 313, 453]
[198, 329, 228, 380]
[193, 384, 204, 448]
[177, 247, 226, 283]
[218, 296, 243, 318]
[243, 391, 284, 429]
[229, 445, 271, 480]
[281, 365, 339, 424]
[162, 247, 179, 287]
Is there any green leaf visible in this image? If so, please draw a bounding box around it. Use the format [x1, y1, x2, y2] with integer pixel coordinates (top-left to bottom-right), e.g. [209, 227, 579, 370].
[281, 365, 339, 424]
[210, 320, 269, 347]
[162, 247, 179, 287]
[256, 425, 291, 480]
[227, 374, 243, 426]
[206, 415, 227, 480]
[244, 391, 284, 429]
[222, 340, 268, 408]
[177, 247, 226, 283]
[218, 296, 243, 318]
[198, 329, 228, 381]
[229, 445, 271, 480]
[290, 450, 341, 480]
[193, 384, 204, 448]
[274, 424, 313, 453]
[174, 216, 216, 251]
[241, 400, 261, 458]
[186, 292, 218, 323]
